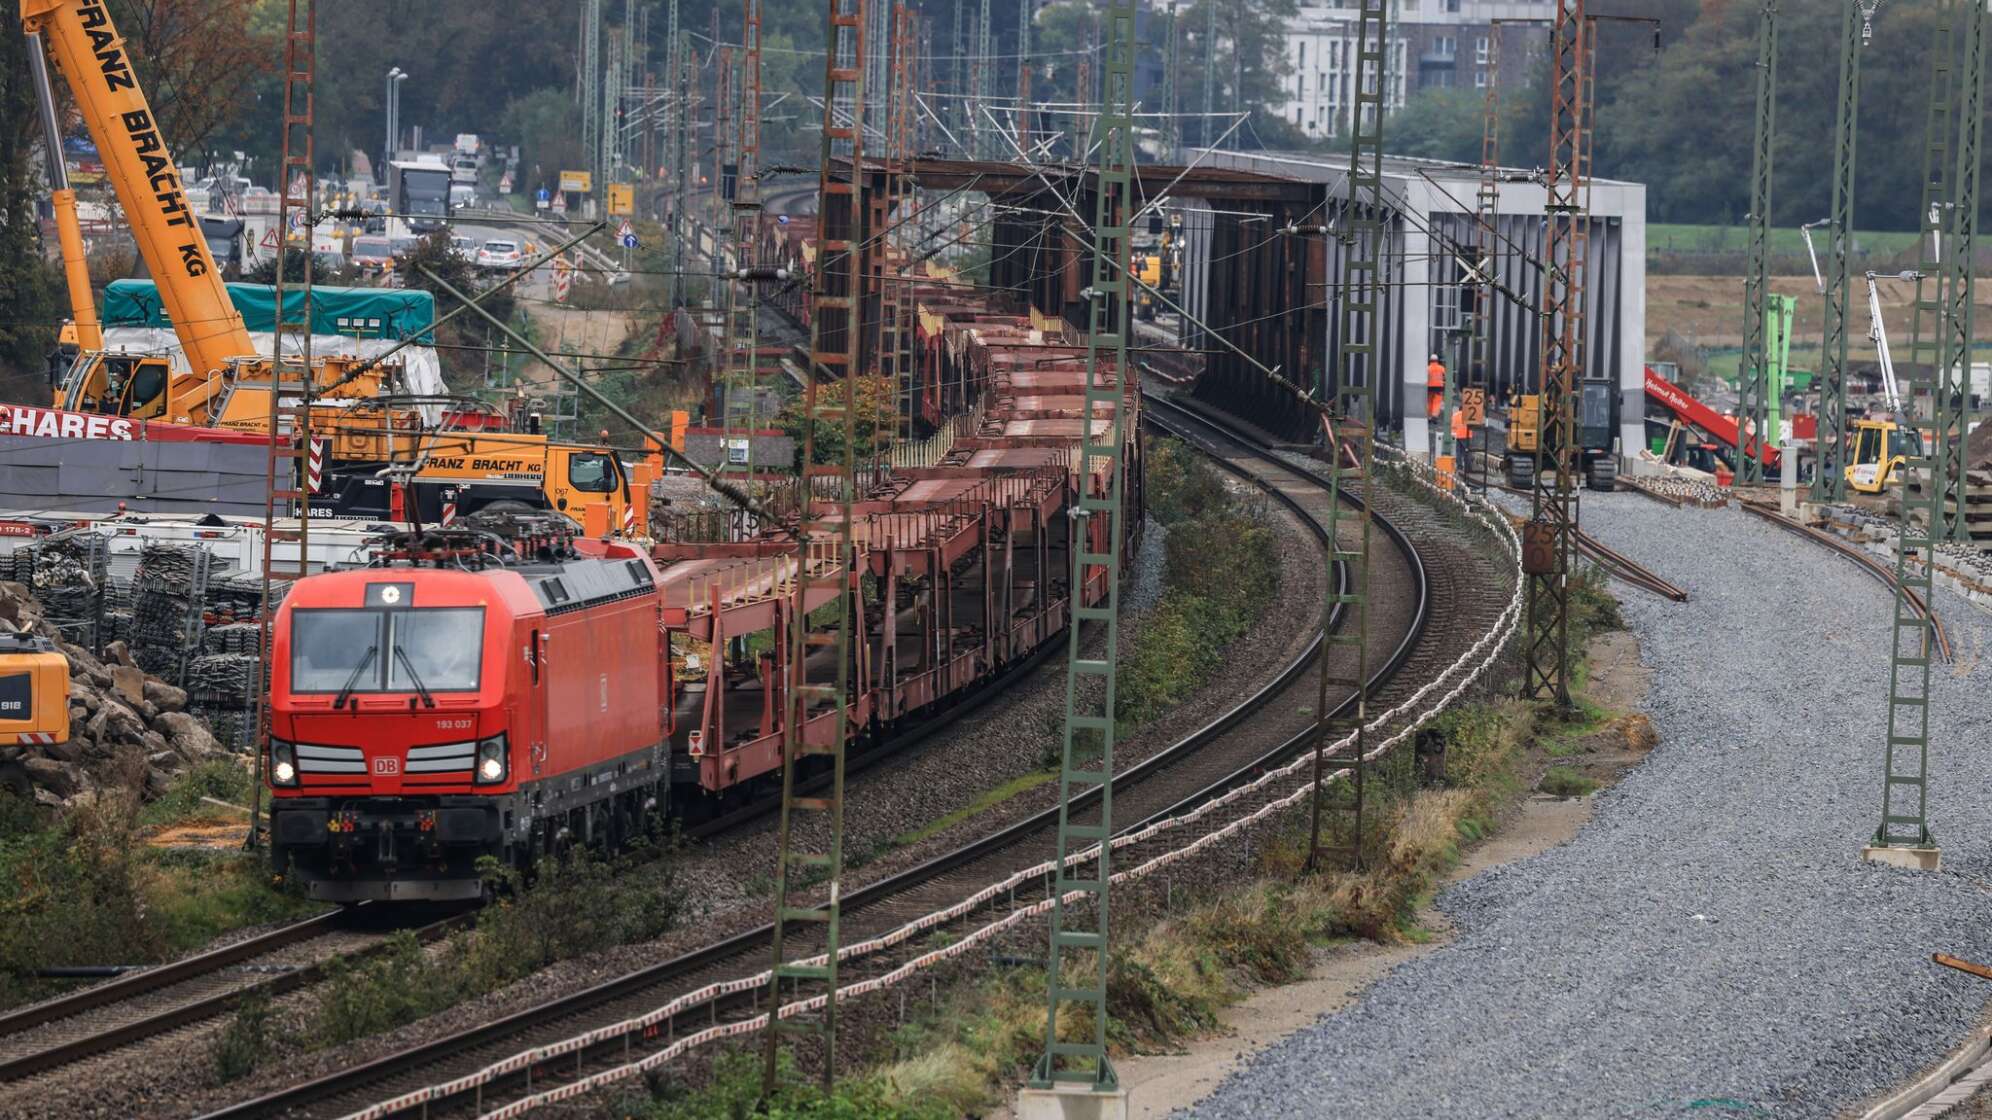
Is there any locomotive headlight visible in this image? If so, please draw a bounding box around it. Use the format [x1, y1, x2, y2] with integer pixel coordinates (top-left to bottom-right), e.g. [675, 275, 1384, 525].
[270, 739, 298, 787]
[474, 734, 508, 785]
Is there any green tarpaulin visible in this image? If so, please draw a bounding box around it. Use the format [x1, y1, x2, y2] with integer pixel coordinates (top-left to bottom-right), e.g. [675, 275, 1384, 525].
[100, 280, 436, 342]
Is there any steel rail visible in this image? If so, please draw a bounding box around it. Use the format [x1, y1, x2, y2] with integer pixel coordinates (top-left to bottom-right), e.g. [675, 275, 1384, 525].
[1737, 498, 1953, 663]
[194, 395, 1432, 1120]
[1485, 481, 1688, 603]
[0, 910, 470, 1083]
[0, 909, 350, 1040]
[1129, 392, 1432, 829]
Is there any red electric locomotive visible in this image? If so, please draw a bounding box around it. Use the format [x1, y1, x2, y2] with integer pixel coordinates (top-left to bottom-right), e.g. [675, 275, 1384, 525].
[265, 521, 669, 901]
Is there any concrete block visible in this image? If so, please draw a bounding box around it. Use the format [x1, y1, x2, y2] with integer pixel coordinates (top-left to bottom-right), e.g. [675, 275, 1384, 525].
[1863, 845, 1941, 872]
[1015, 1084, 1130, 1120]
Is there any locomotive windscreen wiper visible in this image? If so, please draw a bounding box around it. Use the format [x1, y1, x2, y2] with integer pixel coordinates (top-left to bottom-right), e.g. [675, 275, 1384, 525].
[334, 645, 378, 710]
[393, 645, 437, 708]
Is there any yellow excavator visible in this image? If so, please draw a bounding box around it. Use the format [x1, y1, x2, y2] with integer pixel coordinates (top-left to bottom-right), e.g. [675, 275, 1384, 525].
[20, 0, 653, 535]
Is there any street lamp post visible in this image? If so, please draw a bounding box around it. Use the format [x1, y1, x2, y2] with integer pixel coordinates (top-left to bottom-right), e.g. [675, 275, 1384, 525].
[384, 67, 406, 181]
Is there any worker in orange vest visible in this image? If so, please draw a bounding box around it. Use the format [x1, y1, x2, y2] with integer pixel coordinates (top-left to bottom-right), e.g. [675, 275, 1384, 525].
[1426, 354, 1446, 418]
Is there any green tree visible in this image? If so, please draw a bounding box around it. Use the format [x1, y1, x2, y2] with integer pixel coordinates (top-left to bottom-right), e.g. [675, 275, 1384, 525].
[396, 231, 513, 389]
[1384, 89, 1487, 165]
[0, 26, 62, 404]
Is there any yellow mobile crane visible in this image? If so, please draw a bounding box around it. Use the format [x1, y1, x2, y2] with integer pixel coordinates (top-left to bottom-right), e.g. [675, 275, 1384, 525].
[19, 0, 652, 535]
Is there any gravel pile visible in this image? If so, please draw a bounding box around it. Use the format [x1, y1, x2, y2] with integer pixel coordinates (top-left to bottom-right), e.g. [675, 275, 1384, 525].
[0, 582, 228, 810]
[1180, 492, 1992, 1120]
[1630, 474, 1730, 506]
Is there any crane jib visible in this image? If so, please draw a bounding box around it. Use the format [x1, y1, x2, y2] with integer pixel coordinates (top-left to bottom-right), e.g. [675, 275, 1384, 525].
[74, 2, 135, 89]
[121, 111, 201, 238]
[27, 0, 248, 379]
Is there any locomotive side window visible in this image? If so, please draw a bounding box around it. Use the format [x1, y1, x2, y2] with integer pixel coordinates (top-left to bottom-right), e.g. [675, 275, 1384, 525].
[291, 607, 485, 693]
[567, 452, 618, 493]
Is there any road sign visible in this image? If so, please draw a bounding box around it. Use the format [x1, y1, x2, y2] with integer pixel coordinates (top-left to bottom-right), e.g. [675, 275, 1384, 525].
[552, 191, 567, 214]
[607, 183, 634, 216]
[558, 170, 592, 193]
[776, 214, 790, 226]
[617, 220, 639, 250]
[535, 187, 551, 211]
[1462, 387, 1487, 428]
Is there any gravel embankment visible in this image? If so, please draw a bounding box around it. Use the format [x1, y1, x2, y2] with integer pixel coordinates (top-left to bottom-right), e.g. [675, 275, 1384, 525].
[1179, 492, 1992, 1120]
[115, 487, 1324, 1120]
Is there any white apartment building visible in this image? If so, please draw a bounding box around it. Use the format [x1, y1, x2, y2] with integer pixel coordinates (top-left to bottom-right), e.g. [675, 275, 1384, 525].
[1275, 0, 1556, 139]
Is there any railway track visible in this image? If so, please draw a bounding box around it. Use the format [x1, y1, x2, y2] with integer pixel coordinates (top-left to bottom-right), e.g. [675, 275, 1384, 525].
[1736, 499, 1954, 663]
[1486, 482, 1689, 602]
[0, 905, 469, 1086]
[192, 390, 1525, 1120]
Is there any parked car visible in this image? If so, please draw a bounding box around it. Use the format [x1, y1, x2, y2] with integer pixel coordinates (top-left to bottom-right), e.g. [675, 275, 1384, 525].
[450, 236, 477, 259]
[475, 239, 524, 270]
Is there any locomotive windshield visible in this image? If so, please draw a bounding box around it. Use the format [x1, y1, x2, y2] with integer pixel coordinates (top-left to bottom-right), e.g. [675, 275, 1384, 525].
[291, 608, 484, 694]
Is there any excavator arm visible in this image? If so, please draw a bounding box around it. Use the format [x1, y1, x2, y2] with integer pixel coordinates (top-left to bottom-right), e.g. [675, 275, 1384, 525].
[20, 0, 253, 394]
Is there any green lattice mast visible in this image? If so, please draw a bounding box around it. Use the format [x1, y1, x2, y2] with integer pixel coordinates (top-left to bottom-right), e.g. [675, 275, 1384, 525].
[1940, 0, 1984, 542]
[1030, 0, 1133, 1093]
[761, 0, 864, 1094]
[1868, 2, 1955, 868]
[1738, 2, 1777, 486]
[720, 0, 764, 486]
[1306, 0, 1386, 874]
[1811, 2, 1872, 503]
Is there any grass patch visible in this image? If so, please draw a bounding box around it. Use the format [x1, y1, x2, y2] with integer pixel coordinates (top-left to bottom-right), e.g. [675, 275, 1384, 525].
[634, 1049, 953, 1120]
[138, 758, 255, 829]
[307, 843, 684, 1047]
[0, 789, 321, 1012]
[1539, 766, 1599, 799]
[213, 994, 276, 1083]
[1647, 222, 1920, 258]
[892, 771, 1057, 849]
[1115, 438, 1281, 733]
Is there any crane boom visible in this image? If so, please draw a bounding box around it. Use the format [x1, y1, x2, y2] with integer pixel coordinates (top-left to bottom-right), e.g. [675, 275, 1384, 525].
[1867, 270, 1911, 417]
[20, 0, 253, 381]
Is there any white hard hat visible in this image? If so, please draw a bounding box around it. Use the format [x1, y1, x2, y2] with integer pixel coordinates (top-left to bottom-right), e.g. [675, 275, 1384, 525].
[1430, 353, 1440, 362]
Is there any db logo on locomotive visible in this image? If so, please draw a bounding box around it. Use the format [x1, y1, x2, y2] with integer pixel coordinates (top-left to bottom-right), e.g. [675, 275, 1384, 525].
[372, 757, 399, 776]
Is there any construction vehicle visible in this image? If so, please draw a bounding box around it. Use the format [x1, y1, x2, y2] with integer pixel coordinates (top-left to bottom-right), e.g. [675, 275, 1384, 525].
[1642, 367, 1782, 480]
[1503, 382, 1618, 492]
[1845, 271, 1923, 495]
[19, 0, 653, 536]
[0, 632, 69, 750]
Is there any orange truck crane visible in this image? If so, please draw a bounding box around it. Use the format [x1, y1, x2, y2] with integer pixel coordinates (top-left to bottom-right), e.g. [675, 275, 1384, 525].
[18, 0, 655, 537]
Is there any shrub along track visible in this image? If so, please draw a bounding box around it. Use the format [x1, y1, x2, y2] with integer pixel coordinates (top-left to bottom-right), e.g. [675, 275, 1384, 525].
[194, 390, 1517, 1120]
[0, 905, 469, 1089]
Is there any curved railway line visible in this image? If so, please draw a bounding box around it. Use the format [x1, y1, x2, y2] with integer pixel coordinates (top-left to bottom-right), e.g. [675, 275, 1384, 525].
[190, 389, 1518, 1120]
[0, 906, 470, 1087]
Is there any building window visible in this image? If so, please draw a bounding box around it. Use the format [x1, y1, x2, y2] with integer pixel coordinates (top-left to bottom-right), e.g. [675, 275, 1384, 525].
[1433, 280, 1464, 334]
[1474, 69, 1488, 89]
[1476, 35, 1490, 65]
[1299, 41, 1307, 68]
